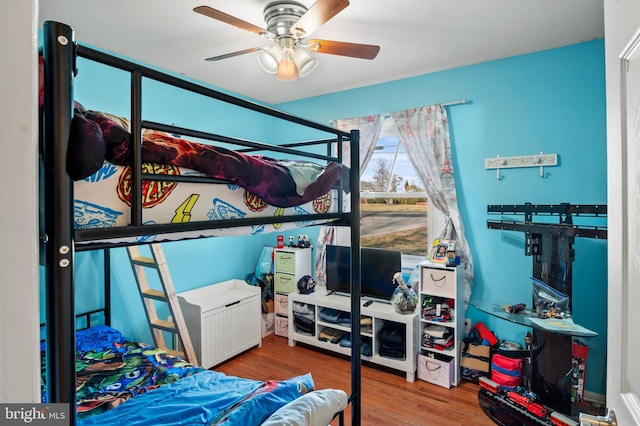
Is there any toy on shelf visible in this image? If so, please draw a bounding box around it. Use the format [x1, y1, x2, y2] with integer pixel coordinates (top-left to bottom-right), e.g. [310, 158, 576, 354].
[503, 303, 527, 314]
[390, 272, 418, 314]
[428, 238, 457, 264]
[296, 234, 312, 248]
[532, 277, 571, 319]
[285, 234, 312, 248]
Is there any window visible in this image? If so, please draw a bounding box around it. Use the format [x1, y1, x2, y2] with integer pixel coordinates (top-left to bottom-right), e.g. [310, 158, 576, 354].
[360, 117, 440, 258]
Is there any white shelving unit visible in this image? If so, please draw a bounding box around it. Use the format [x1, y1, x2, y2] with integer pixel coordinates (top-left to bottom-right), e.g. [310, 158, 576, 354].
[288, 290, 419, 382]
[178, 279, 261, 369]
[418, 261, 464, 386]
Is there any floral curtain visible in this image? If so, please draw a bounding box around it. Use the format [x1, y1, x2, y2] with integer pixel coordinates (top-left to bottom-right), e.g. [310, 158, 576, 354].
[332, 115, 385, 174]
[314, 115, 384, 286]
[390, 105, 474, 306]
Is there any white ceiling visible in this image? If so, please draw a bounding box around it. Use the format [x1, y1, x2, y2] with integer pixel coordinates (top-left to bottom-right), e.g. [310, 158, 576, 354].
[38, 0, 604, 105]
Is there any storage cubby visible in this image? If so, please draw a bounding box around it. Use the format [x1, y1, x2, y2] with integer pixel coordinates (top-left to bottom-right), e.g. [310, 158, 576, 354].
[418, 262, 463, 387]
[273, 247, 312, 337]
[288, 291, 419, 381]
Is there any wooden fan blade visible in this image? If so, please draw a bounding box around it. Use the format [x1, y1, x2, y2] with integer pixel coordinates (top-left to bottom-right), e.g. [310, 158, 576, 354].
[194, 5, 266, 36]
[292, 0, 350, 37]
[205, 47, 263, 61]
[308, 39, 380, 60]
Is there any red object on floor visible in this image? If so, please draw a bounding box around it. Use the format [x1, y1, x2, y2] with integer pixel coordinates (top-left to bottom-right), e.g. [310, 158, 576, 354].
[474, 321, 499, 346]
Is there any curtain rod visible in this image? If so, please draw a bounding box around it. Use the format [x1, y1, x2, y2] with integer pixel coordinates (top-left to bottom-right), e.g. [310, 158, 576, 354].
[334, 99, 469, 123]
[441, 98, 467, 107]
[382, 99, 468, 119]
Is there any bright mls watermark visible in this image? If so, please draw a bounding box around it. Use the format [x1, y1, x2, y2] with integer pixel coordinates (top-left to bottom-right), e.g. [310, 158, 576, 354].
[1, 404, 68, 425]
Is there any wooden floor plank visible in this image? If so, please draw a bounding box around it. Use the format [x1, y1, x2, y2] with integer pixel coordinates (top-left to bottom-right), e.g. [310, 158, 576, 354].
[215, 334, 493, 425]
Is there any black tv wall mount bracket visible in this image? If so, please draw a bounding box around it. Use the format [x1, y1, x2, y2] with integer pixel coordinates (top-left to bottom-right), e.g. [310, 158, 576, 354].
[487, 202, 607, 260]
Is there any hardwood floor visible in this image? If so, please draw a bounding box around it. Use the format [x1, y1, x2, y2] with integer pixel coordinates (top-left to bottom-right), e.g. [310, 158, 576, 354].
[215, 334, 493, 425]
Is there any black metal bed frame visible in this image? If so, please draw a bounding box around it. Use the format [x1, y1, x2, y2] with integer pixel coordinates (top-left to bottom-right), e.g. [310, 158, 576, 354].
[42, 21, 362, 425]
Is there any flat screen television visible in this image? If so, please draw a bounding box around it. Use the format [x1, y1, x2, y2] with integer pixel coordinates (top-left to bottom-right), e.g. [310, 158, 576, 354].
[325, 245, 402, 302]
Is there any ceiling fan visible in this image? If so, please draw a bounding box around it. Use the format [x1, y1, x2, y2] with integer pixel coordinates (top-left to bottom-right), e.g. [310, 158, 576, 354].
[194, 0, 381, 81]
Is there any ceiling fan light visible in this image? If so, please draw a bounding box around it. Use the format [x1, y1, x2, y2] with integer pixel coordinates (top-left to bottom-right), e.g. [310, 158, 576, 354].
[293, 48, 318, 77]
[276, 56, 299, 81]
[258, 44, 283, 74]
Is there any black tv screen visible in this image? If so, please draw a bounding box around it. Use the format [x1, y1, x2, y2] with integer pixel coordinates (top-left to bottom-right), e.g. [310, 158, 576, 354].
[325, 245, 402, 301]
[325, 245, 351, 295]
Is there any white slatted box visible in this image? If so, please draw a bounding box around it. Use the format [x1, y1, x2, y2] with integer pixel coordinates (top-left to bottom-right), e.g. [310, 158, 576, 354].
[178, 279, 261, 369]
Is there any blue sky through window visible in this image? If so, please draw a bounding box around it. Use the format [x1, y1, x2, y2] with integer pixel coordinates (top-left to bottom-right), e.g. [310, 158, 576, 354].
[361, 135, 422, 191]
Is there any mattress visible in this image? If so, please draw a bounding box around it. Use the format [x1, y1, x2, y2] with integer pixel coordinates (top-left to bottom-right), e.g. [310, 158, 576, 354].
[69, 103, 348, 243]
[74, 161, 343, 243]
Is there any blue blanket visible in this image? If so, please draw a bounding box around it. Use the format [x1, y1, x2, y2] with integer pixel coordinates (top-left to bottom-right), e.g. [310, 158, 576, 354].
[79, 371, 314, 426]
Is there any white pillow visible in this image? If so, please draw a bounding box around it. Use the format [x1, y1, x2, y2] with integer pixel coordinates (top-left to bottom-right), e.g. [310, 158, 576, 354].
[261, 389, 348, 426]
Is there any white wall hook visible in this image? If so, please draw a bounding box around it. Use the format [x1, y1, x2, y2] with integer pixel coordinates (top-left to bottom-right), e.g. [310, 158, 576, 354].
[485, 151, 557, 179]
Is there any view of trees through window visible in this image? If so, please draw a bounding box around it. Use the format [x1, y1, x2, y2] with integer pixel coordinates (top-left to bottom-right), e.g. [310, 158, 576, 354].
[360, 118, 429, 256]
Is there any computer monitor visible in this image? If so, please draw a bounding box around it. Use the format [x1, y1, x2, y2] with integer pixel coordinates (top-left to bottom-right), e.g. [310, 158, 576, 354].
[325, 245, 401, 302]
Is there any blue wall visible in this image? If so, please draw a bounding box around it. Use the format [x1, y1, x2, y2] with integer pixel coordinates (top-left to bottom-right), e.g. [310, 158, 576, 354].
[68, 40, 607, 395]
[275, 40, 608, 395]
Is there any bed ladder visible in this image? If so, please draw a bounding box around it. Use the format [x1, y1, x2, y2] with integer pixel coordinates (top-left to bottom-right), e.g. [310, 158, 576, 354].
[126, 243, 198, 365]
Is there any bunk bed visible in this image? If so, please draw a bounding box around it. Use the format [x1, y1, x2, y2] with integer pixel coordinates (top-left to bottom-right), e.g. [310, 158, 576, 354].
[41, 21, 363, 425]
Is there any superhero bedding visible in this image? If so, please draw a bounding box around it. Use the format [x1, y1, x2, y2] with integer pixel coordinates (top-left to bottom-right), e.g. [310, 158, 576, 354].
[41, 325, 346, 425]
[69, 103, 347, 243]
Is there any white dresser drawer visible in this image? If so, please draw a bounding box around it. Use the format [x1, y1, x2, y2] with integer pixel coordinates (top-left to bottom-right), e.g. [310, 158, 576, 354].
[421, 267, 456, 298]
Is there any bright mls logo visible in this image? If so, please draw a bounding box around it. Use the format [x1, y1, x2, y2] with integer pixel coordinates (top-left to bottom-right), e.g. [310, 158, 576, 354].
[1, 404, 68, 425]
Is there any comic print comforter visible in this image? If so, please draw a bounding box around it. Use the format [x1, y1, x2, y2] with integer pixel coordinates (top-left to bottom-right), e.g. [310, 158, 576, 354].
[69, 104, 346, 242]
[73, 160, 340, 242]
[69, 103, 347, 208]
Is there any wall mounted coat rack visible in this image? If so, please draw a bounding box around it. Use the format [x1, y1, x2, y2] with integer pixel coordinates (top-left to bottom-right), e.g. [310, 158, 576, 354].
[485, 152, 558, 179]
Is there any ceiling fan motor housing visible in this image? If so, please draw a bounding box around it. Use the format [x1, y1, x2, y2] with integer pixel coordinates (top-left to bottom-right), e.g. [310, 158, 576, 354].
[263, 1, 308, 38]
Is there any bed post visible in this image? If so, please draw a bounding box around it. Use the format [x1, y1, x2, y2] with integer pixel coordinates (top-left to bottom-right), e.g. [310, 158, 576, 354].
[130, 70, 143, 226]
[103, 249, 112, 326]
[349, 129, 362, 425]
[42, 21, 76, 422]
